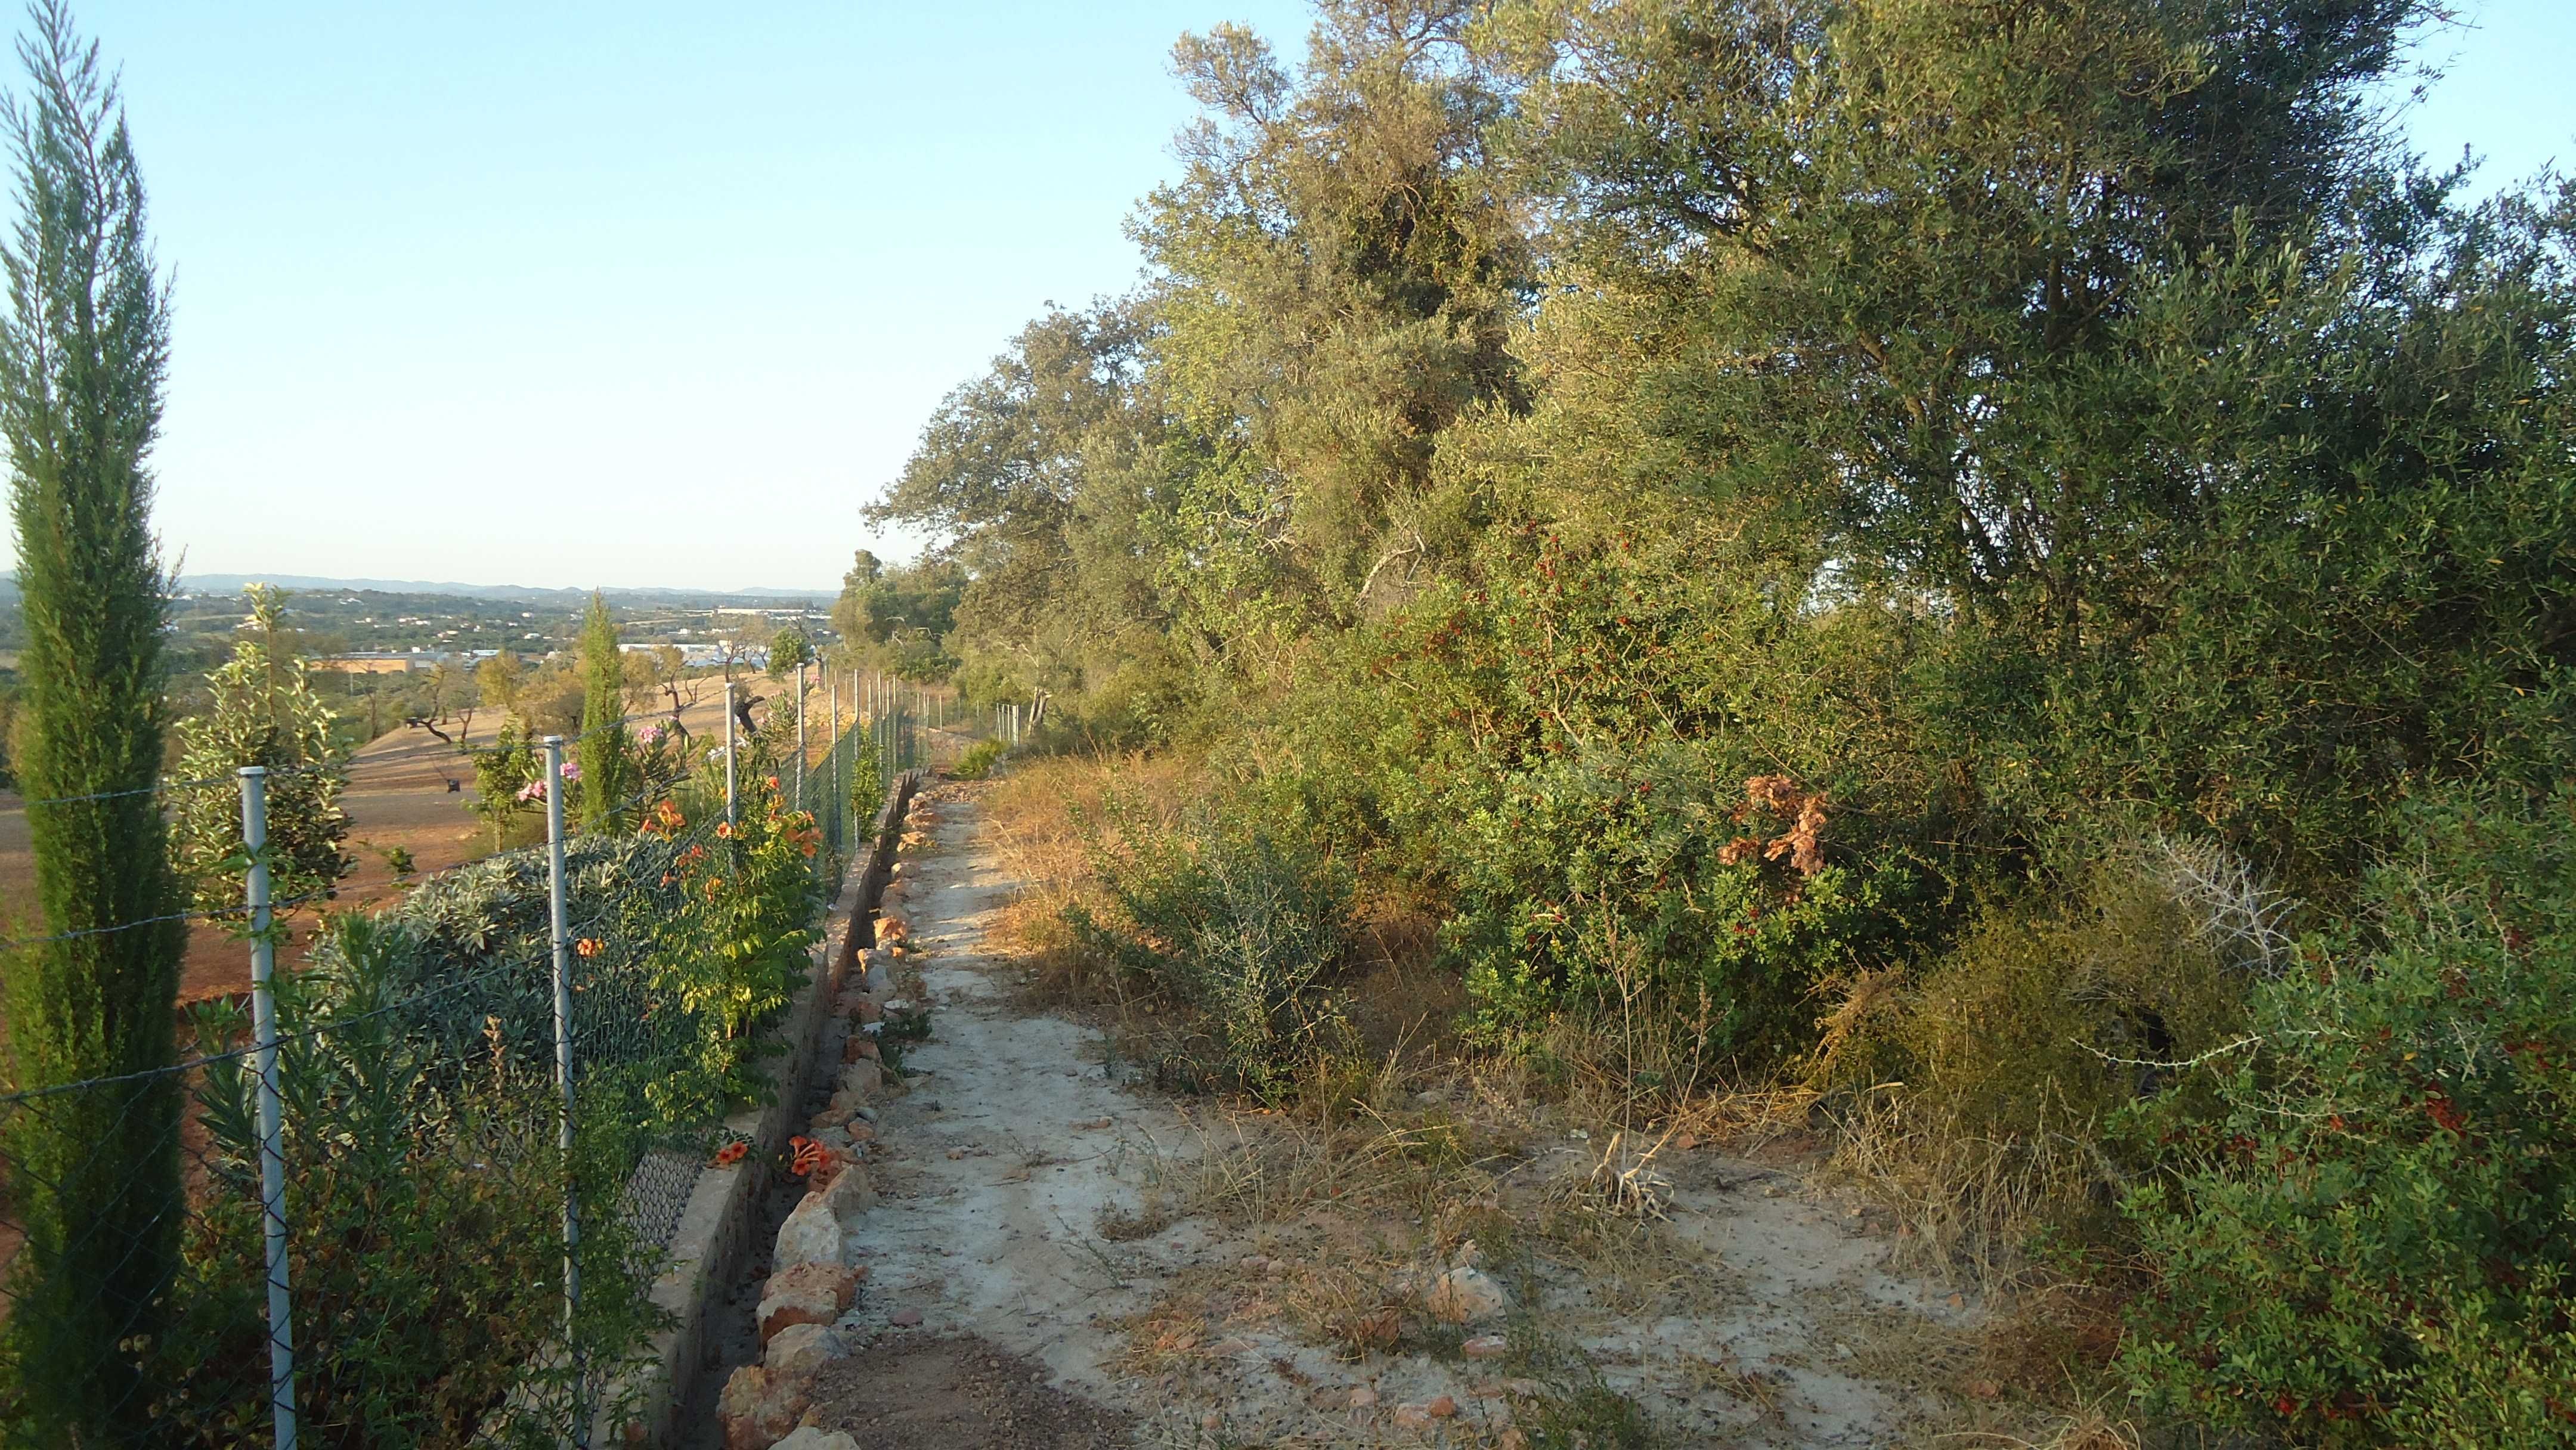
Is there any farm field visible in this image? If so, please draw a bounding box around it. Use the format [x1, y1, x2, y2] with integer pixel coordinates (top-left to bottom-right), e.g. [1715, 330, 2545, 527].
[0, 687, 759, 1007]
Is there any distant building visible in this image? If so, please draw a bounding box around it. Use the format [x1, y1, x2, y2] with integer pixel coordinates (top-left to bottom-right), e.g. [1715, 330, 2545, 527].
[618, 641, 764, 669]
[314, 649, 500, 674]
[313, 653, 420, 675]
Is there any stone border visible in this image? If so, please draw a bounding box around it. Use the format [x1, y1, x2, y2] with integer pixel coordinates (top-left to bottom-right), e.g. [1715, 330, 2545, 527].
[715, 782, 951, 1450]
[609, 770, 927, 1449]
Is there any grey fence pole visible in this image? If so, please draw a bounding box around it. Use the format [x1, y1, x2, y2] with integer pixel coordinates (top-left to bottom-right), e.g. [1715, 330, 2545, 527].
[722, 680, 738, 829]
[795, 660, 807, 812]
[237, 767, 299, 1450]
[541, 736, 587, 1446]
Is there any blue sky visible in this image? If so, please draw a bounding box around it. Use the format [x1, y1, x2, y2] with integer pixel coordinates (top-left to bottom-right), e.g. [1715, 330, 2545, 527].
[45, 1, 2576, 593]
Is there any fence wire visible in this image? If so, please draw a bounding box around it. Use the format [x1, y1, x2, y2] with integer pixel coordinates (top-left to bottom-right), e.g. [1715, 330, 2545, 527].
[0, 715, 882, 1449]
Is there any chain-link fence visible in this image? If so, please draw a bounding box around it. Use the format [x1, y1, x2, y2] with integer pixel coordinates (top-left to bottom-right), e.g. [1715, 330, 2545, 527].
[0, 707, 877, 1449]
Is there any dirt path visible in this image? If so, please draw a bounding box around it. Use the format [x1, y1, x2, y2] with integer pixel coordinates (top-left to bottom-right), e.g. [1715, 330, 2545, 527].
[779, 792, 1205, 1446]
[754, 789, 1994, 1449]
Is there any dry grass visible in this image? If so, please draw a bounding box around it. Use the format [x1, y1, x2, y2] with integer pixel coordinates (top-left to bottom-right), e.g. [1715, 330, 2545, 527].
[1096, 1192, 1179, 1243]
[1817, 1086, 2116, 1287]
[1562, 1126, 1676, 1220]
[1265, 1235, 1414, 1358]
[979, 751, 1195, 1005]
[1527, 1201, 1723, 1322]
[1088, 1034, 2131, 1449]
[1676, 1350, 1792, 1425]
[1145, 1097, 1507, 1232]
[1932, 1399, 2144, 1450]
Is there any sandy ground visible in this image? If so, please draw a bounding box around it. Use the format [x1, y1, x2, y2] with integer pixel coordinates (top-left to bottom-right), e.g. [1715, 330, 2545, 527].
[782, 791, 1981, 1448]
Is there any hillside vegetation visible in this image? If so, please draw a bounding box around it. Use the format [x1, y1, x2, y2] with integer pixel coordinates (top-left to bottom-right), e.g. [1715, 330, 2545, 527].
[869, 2, 2574, 1443]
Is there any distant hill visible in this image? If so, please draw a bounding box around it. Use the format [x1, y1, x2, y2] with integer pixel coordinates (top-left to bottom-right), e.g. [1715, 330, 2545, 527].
[172, 574, 834, 605]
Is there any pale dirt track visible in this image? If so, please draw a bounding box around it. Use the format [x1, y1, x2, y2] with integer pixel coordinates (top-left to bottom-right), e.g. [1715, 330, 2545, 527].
[781, 789, 1983, 1449]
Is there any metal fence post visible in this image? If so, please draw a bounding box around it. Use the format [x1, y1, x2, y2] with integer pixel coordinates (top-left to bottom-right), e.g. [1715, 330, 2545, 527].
[794, 661, 807, 813]
[541, 736, 587, 1446]
[238, 767, 299, 1450]
[722, 680, 738, 830]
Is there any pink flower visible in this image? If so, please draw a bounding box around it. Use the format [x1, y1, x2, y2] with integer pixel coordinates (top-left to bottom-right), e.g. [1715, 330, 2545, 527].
[636, 724, 665, 746]
[515, 780, 546, 803]
[559, 760, 581, 782]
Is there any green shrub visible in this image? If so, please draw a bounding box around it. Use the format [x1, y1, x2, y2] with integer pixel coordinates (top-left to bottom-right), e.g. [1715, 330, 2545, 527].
[656, 774, 826, 1095]
[1444, 742, 1935, 1068]
[1828, 841, 2259, 1141]
[1069, 795, 1356, 1098]
[145, 769, 825, 1446]
[2118, 789, 2576, 1446]
[952, 737, 1006, 780]
[847, 726, 886, 811]
[169, 584, 354, 912]
[165, 916, 655, 1449]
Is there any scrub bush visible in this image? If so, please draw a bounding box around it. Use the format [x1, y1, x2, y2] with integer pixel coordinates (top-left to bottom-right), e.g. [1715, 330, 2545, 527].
[2119, 790, 2576, 1446]
[1069, 794, 1357, 1098]
[1444, 743, 1936, 1068]
[952, 737, 1006, 780]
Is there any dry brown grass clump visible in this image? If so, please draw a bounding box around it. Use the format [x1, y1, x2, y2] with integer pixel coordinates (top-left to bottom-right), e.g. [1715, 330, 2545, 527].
[979, 751, 1196, 1003]
[1818, 1088, 2115, 1287]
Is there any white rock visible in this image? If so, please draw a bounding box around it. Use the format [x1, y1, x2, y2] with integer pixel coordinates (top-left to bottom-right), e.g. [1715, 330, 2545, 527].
[769, 1429, 860, 1450]
[819, 1161, 877, 1223]
[840, 1059, 882, 1096]
[773, 1191, 841, 1270]
[1426, 1265, 1510, 1324]
[764, 1322, 849, 1375]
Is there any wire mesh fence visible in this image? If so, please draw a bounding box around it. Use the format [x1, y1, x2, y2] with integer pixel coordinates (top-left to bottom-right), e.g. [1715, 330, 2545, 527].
[0, 704, 886, 1449]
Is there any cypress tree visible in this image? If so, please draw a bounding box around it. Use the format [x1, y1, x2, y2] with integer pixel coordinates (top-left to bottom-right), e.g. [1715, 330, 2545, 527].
[577, 591, 631, 830]
[0, 3, 185, 1440]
